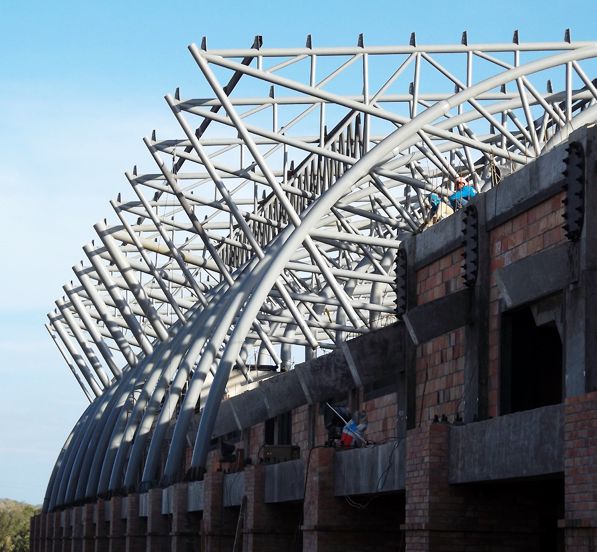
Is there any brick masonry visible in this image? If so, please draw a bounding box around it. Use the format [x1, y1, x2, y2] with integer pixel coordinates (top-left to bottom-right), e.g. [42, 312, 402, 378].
[415, 329, 466, 425]
[361, 391, 397, 443]
[487, 192, 567, 415]
[562, 391, 597, 551]
[405, 423, 563, 551]
[416, 247, 465, 306]
[31, 132, 597, 551]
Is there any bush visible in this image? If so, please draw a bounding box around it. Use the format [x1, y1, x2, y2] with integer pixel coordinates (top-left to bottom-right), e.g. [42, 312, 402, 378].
[0, 499, 38, 552]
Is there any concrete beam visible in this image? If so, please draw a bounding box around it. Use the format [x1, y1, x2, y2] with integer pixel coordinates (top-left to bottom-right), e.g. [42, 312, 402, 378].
[485, 142, 568, 229]
[212, 325, 402, 438]
[334, 440, 406, 495]
[496, 242, 578, 310]
[413, 208, 464, 269]
[403, 288, 470, 345]
[264, 459, 305, 503]
[449, 404, 564, 484]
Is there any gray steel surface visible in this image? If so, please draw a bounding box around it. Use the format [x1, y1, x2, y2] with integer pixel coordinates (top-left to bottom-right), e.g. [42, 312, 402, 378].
[43, 35, 597, 510]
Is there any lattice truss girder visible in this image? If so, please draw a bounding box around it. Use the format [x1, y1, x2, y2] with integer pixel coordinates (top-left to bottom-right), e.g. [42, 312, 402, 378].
[44, 34, 597, 510]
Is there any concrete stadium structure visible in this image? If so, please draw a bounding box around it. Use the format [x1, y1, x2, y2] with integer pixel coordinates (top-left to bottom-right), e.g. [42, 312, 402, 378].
[30, 35, 597, 551]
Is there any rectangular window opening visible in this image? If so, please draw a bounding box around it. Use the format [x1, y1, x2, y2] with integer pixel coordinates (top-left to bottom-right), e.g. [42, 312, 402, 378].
[500, 295, 563, 414]
[264, 411, 292, 445]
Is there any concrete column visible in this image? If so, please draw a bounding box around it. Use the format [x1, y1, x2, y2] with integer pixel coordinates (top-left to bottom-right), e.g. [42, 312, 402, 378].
[47, 512, 58, 552]
[61, 510, 72, 552]
[37, 513, 44, 552]
[42, 513, 50, 552]
[464, 198, 489, 422]
[561, 392, 597, 550]
[403, 239, 418, 432]
[202, 470, 236, 552]
[302, 447, 401, 552]
[243, 464, 297, 552]
[404, 424, 448, 551]
[71, 506, 83, 552]
[171, 483, 201, 552]
[146, 488, 169, 552]
[94, 500, 109, 552]
[107, 497, 125, 552]
[41, 513, 49, 552]
[38, 514, 45, 552]
[124, 494, 146, 552]
[30, 513, 39, 552]
[51, 511, 63, 552]
[80, 503, 95, 552]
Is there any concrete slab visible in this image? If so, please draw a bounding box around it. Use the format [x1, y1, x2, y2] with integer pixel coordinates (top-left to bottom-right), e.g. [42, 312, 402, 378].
[222, 472, 244, 507]
[449, 404, 564, 484]
[264, 459, 305, 503]
[334, 440, 406, 496]
[187, 481, 204, 512]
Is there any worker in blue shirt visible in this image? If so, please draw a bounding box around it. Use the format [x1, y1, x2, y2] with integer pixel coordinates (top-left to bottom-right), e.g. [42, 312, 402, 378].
[449, 176, 476, 210]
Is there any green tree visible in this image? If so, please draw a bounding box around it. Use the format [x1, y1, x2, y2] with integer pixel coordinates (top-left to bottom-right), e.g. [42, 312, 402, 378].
[0, 499, 38, 552]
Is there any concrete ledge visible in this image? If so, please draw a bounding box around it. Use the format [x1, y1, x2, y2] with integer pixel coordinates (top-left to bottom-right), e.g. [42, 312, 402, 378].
[334, 440, 406, 496]
[138, 493, 148, 517]
[407, 128, 597, 269]
[404, 289, 470, 345]
[212, 325, 401, 438]
[484, 143, 567, 229]
[212, 399, 241, 434]
[264, 459, 304, 503]
[449, 404, 563, 484]
[260, 369, 309, 413]
[496, 242, 578, 309]
[414, 208, 464, 269]
[222, 472, 245, 507]
[187, 481, 203, 512]
[294, 352, 355, 403]
[347, 324, 403, 384]
[161, 487, 173, 515]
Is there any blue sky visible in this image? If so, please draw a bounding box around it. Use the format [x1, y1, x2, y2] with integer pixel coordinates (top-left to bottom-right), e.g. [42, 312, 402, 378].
[0, 0, 595, 505]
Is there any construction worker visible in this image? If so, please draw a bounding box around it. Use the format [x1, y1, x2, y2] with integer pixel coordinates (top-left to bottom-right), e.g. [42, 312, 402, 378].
[428, 192, 454, 223]
[449, 176, 477, 210]
[418, 192, 454, 231]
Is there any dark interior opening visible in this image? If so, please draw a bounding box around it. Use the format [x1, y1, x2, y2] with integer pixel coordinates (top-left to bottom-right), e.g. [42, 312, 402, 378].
[501, 301, 563, 414]
[265, 411, 292, 445]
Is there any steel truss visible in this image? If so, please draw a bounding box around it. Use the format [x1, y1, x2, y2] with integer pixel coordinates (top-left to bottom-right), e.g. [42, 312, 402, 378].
[44, 33, 597, 510]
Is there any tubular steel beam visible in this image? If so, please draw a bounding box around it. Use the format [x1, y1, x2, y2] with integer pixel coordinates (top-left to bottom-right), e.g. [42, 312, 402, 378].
[43, 39, 597, 510]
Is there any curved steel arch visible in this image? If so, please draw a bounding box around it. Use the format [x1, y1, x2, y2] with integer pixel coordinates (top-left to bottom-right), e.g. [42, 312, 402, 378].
[44, 37, 597, 510]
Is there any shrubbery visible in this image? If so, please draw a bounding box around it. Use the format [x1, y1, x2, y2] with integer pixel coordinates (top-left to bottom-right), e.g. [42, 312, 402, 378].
[0, 499, 38, 552]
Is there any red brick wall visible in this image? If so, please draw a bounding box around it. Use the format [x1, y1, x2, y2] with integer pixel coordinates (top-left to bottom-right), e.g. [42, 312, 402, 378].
[292, 404, 310, 457]
[248, 422, 264, 463]
[414, 245, 468, 427]
[564, 391, 597, 527]
[416, 246, 465, 305]
[405, 424, 562, 551]
[415, 328, 466, 426]
[291, 394, 399, 454]
[362, 392, 397, 443]
[303, 447, 402, 552]
[488, 192, 566, 416]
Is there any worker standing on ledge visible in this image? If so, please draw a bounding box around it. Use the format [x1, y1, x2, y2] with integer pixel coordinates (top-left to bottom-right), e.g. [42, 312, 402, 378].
[449, 176, 477, 210]
[427, 193, 454, 224]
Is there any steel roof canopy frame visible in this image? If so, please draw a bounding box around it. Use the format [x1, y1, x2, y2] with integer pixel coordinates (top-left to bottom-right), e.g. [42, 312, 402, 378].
[43, 36, 597, 509]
